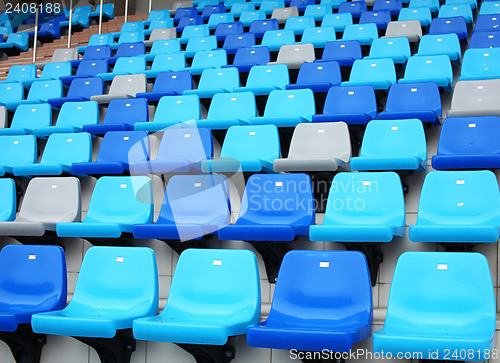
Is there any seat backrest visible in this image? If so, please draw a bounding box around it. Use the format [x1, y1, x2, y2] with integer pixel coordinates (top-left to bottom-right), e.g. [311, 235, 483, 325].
[121, 21, 145, 33]
[232, 46, 270, 66]
[323, 85, 377, 116]
[268, 250, 371, 328]
[301, 26, 337, 44]
[174, 6, 198, 21]
[439, 4, 472, 20]
[416, 170, 500, 226]
[118, 31, 145, 44]
[68, 246, 158, 315]
[284, 15, 316, 32]
[0, 135, 37, 167]
[154, 94, 200, 123]
[223, 32, 256, 51]
[475, 14, 500, 32]
[108, 74, 147, 96]
[181, 24, 210, 41]
[41, 132, 92, 166]
[163, 248, 260, 321]
[56, 100, 99, 129]
[231, 2, 254, 16]
[214, 22, 244, 40]
[324, 172, 405, 226]
[359, 10, 392, 27]
[339, 0, 367, 15]
[0, 178, 16, 222]
[305, 4, 333, 19]
[185, 35, 218, 54]
[17, 176, 81, 223]
[429, 16, 467, 37]
[197, 67, 240, 91]
[385, 82, 441, 114]
[275, 43, 316, 64]
[202, 4, 226, 19]
[221, 124, 281, 162]
[450, 79, 500, 116]
[150, 38, 181, 56]
[348, 58, 396, 83]
[320, 40, 362, 64]
[152, 71, 192, 93]
[67, 77, 104, 99]
[385, 252, 495, 333]
[368, 36, 411, 59]
[239, 10, 266, 26]
[148, 9, 171, 21]
[0, 244, 67, 320]
[111, 55, 146, 74]
[83, 176, 153, 225]
[249, 19, 279, 36]
[7, 32, 28, 48]
[148, 28, 177, 42]
[260, 29, 295, 48]
[115, 42, 146, 58]
[75, 59, 108, 77]
[96, 130, 150, 166]
[82, 45, 112, 60]
[461, 47, 500, 79]
[263, 89, 316, 121]
[177, 15, 204, 31]
[321, 12, 353, 31]
[6, 64, 36, 82]
[260, 0, 285, 14]
[0, 82, 23, 104]
[40, 61, 72, 79]
[207, 91, 257, 123]
[288, 122, 351, 163]
[27, 80, 63, 101]
[11, 103, 52, 130]
[384, 20, 422, 40]
[87, 33, 114, 46]
[417, 33, 461, 56]
[208, 12, 235, 28]
[151, 53, 186, 72]
[190, 49, 228, 69]
[271, 6, 299, 23]
[470, 31, 500, 49]
[156, 128, 213, 163]
[246, 64, 289, 89]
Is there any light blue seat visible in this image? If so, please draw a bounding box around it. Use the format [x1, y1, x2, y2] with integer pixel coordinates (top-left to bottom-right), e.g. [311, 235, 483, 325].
[249, 89, 316, 127]
[131, 128, 213, 174]
[231, 2, 255, 17]
[234, 64, 289, 95]
[144, 19, 174, 36]
[97, 56, 146, 82]
[119, 21, 145, 35]
[3, 79, 63, 110]
[0, 135, 37, 176]
[247, 250, 372, 352]
[201, 124, 280, 173]
[409, 171, 500, 242]
[1, 64, 37, 84]
[0, 103, 51, 136]
[341, 58, 396, 90]
[309, 172, 405, 242]
[21, 62, 72, 88]
[0, 82, 24, 109]
[0, 179, 16, 221]
[260, 0, 285, 15]
[144, 39, 181, 61]
[299, 26, 336, 47]
[185, 67, 239, 99]
[133, 249, 260, 348]
[365, 36, 411, 63]
[184, 35, 217, 58]
[56, 176, 153, 238]
[480, 0, 500, 15]
[187, 49, 228, 75]
[459, 47, 500, 81]
[399, 55, 453, 91]
[77, 33, 114, 53]
[398, 7, 432, 27]
[239, 10, 266, 26]
[143, 53, 186, 78]
[32, 246, 158, 340]
[373, 252, 496, 361]
[304, 4, 333, 20]
[208, 12, 235, 29]
[89, 3, 115, 20]
[258, 29, 295, 51]
[284, 16, 316, 35]
[351, 119, 427, 171]
[416, 33, 461, 64]
[132, 174, 229, 240]
[321, 12, 353, 32]
[320, 0, 345, 9]
[111, 31, 145, 51]
[0, 33, 29, 55]
[14, 133, 91, 176]
[135, 95, 200, 132]
[409, 0, 439, 12]
[439, 4, 473, 27]
[342, 23, 379, 45]
[180, 24, 210, 44]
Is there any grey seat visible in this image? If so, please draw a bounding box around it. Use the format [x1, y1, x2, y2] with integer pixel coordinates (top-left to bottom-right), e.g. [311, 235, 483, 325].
[0, 177, 81, 236]
[273, 122, 351, 172]
[90, 74, 147, 104]
[170, 0, 193, 16]
[268, 43, 315, 69]
[272, 7, 299, 24]
[384, 20, 422, 42]
[0, 106, 6, 128]
[447, 79, 500, 117]
[145, 28, 177, 47]
[37, 48, 79, 69]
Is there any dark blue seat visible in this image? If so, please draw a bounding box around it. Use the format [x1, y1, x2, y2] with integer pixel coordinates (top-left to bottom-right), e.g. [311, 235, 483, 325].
[249, 18, 279, 38]
[214, 21, 244, 42]
[359, 10, 392, 29]
[202, 4, 227, 21]
[83, 98, 148, 135]
[470, 30, 500, 48]
[223, 32, 256, 54]
[247, 250, 372, 352]
[339, 0, 367, 18]
[47, 77, 104, 108]
[59, 59, 108, 85]
[107, 42, 146, 64]
[317, 40, 362, 66]
[475, 14, 500, 32]
[135, 71, 192, 102]
[176, 15, 204, 32]
[70, 45, 112, 68]
[428, 17, 468, 44]
[290, 0, 315, 11]
[373, 0, 402, 15]
[223, 46, 270, 72]
[174, 6, 199, 23]
[286, 61, 341, 92]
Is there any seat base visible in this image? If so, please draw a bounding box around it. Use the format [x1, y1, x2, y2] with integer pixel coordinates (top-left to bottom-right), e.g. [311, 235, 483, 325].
[74, 329, 136, 363]
[0, 324, 46, 363]
[175, 342, 235, 363]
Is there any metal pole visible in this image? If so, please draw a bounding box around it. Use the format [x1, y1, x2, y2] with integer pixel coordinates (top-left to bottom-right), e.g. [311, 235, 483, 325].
[32, 4, 39, 63]
[98, 0, 103, 34]
[67, 0, 73, 48]
[148, 0, 152, 14]
[124, 0, 129, 23]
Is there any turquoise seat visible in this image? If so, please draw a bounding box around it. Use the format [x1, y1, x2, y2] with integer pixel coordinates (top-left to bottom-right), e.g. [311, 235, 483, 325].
[0, 103, 52, 136]
[398, 7, 432, 26]
[144, 39, 181, 61]
[180, 24, 210, 44]
[56, 176, 153, 238]
[184, 35, 217, 58]
[0, 178, 16, 221]
[111, 31, 145, 50]
[299, 26, 336, 47]
[143, 53, 186, 78]
[304, 4, 333, 20]
[409, 171, 500, 243]
[284, 16, 316, 34]
[233, 64, 289, 95]
[321, 12, 353, 32]
[480, 0, 500, 15]
[258, 29, 295, 51]
[21, 62, 72, 87]
[32, 246, 158, 338]
[208, 12, 235, 29]
[202, 124, 280, 173]
[3, 79, 63, 110]
[0, 82, 23, 107]
[309, 172, 405, 242]
[239, 10, 266, 26]
[97, 56, 146, 82]
[184, 67, 240, 98]
[459, 47, 500, 81]
[341, 58, 396, 90]
[342, 23, 379, 45]
[2, 64, 37, 84]
[365, 37, 411, 64]
[416, 33, 461, 65]
[260, 0, 285, 15]
[399, 55, 453, 91]
[187, 49, 228, 75]
[77, 33, 114, 53]
[373, 251, 496, 361]
[409, 0, 439, 12]
[351, 119, 427, 171]
[231, 2, 255, 17]
[0, 135, 37, 176]
[439, 4, 473, 27]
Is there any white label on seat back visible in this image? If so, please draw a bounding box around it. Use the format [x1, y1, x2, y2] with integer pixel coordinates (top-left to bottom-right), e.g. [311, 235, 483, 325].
[275, 182, 283, 187]
[185, 133, 191, 138]
[124, 137, 130, 140]
[67, 139, 73, 142]
[362, 181, 371, 186]
[172, 75, 177, 79]
[29, 255, 36, 260]
[126, 103, 131, 107]
[319, 261, 329, 268]
[457, 202, 464, 206]
[437, 264, 447, 270]
[32, 108, 37, 112]
[14, 141, 18, 144]
[194, 182, 202, 187]
[289, 95, 294, 98]
[391, 126, 398, 130]
[317, 66, 323, 70]
[249, 131, 256, 135]
[213, 259, 222, 266]
[120, 184, 127, 188]
[348, 91, 354, 95]
[231, 98, 237, 101]
[456, 180, 465, 184]
[318, 129, 325, 133]
[116, 257, 124, 262]
[469, 123, 476, 128]
[51, 185, 57, 188]
[177, 100, 182, 104]
[78, 106, 83, 109]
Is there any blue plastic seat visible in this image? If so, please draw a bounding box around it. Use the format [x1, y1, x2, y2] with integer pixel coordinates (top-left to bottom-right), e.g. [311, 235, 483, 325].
[439, 4, 473, 27]
[258, 29, 295, 51]
[0, 179, 16, 221]
[83, 98, 148, 135]
[88, 3, 115, 20]
[399, 55, 453, 91]
[144, 53, 186, 78]
[365, 36, 411, 63]
[134, 95, 200, 132]
[0, 135, 37, 176]
[107, 41, 146, 64]
[313, 85, 377, 124]
[250, 89, 316, 127]
[37, 19, 62, 41]
[410, 170, 500, 242]
[378, 82, 442, 123]
[321, 0, 346, 9]
[234, 64, 289, 95]
[299, 26, 336, 47]
[317, 40, 362, 66]
[2, 64, 37, 84]
[231, 2, 255, 17]
[133, 248, 259, 347]
[77, 33, 114, 53]
[219, 173, 314, 241]
[304, 4, 333, 20]
[144, 39, 181, 62]
[459, 47, 500, 81]
[174, 6, 199, 23]
[22, 62, 72, 88]
[214, 21, 244, 42]
[136, 71, 192, 102]
[118, 21, 145, 35]
[432, 116, 500, 169]
[249, 19, 279, 38]
[97, 56, 146, 82]
[339, 0, 367, 18]
[180, 24, 210, 44]
[0, 245, 67, 333]
[398, 7, 432, 26]
[342, 58, 396, 90]
[60, 5, 91, 29]
[310, 172, 405, 242]
[59, 59, 108, 85]
[284, 16, 316, 35]
[47, 77, 104, 108]
[201, 124, 280, 173]
[187, 49, 228, 75]
[359, 10, 392, 29]
[111, 31, 145, 51]
[321, 12, 353, 32]
[0, 33, 29, 55]
[202, 4, 226, 20]
[417, 33, 461, 65]
[374, 0, 402, 15]
[131, 128, 213, 174]
[351, 119, 427, 171]
[475, 14, 500, 31]
[0, 103, 51, 136]
[208, 12, 235, 30]
[56, 177, 153, 238]
[176, 15, 204, 32]
[290, 0, 316, 11]
[144, 19, 174, 37]
[260, 0, 285, 15]
[286, 61, 341, 92]
[32, 246, 158, 338]
[184, 35, 217, 58]
[247, 250, 372, 352]
[4, 79, 62, 110]
[342, 23, 379, 45]
[239, 10, 267, 27]
[470, 31, 500, 48]
[185, 67, 240, 98]
[373, 251, 496, 361]
[409, 0, 439, 12]
[429, 16, 468, 44]
[71, 45, 111, 67]
[223, 32, 256, 54]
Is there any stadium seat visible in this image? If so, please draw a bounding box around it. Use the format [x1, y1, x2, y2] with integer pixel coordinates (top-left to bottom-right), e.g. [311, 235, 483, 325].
[36, 48, 78, 69]
[32, 246, 158, 363]
[239, 10, 267, 27]
[317, 40, 362, 66]
[247, 250, 372, 352]
[249, 19, 279, 38]
[144, 19, 174, 36]
[97, 56, 146, 82]
[321, 12, 353, 32]
[258, 29, 295, 51]
[21, 62, 72, 88]
[180, 24, 210, 44]
[202, 4, 226, 20]
[70, 45, 111, 68]
[225, 46, 271, 72]
[475, 14, 500, 32]
[0, 244, 67, 363]
[136, 71, 192, 101]
[120, 22, 145, 33]
[398, 7, 432, 27]
[432, 116, 500, 170]
[284, 16, 316, 35]
[305, 4, 333, 20]
[223, 32, 256, 54]
[290, 0, 316, 12]
[339, 0, 367, 18]
[272, 7, 299, 24]
[321, 0, 345, 8]
[384, 20, 422, 42]
[342, 23, 379, 45]
[0, 135, 37, 176]
[374, 0, 402, 15]
[59, 59, 108, 85]
[131, 128, 213, 175]
[187, 49, 228, 75]
[359, 10, 392, 29]
[134, 95, 200, 132]
[0, 33, 29, 55]
[132, 174, 229, 240]
[77, 33, 114, 53]
[107, 42, 146, 64]
[171, 0, 194, 16]
[274, 122, 350, 172]
[439, 4, 473, 27]
[378, 82, 442, 123]
[0, 103, 51, 136]
[89, 3, 115, 20]
[47, 77, 104, 108]
[260, 0, 285, 15]
[428, 17, 468, 44]
[459, 48, 500, 81]
[208, 12, 235, 29]
[409, 171, 500, 242]
[231, 2, 254, 17]
[268, 43, 315, 69]
[174, 6, 199, 23]
[214, 21, 244, 41]
[111, 31, 145, 51]
[299, 26, 336, 48]
[249, 88, 316, 127]
[0, 177, 81, 236]
[234, 64, 289, 95]
[447, 79, 500, 117]
[176, 15, 204, 32]
[1, 64, 37, 84]
[3, 79, 62, 110]
[90, 74, 147, 104]
[144, 53, 186, 78]
[0, 178, 16, 221]
[144, 38, 181, 61]
[351, 119, 427, 171]
[372, 251, 496, 361]
[184, 35, 217, 58]
[144, 28, 177, 47]
[409, 0, 439, 12]
[56, 176, 153, 238]
[341, 58, 396, 90]
[399, 55, 453, 91]
[416, 33, 461, 65]
[470, 31, 500, 48]
[201, 124, 280, 173]
[14, 132, 91, 176]
[365, 37, 411, 63]
[286, 61, 341, 92]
